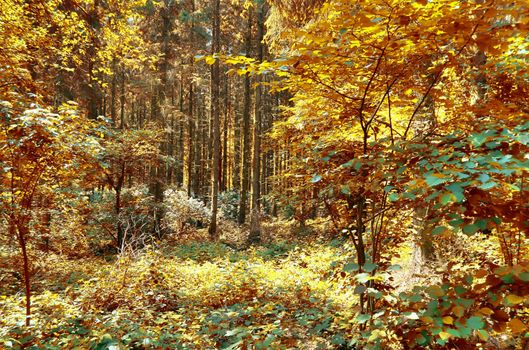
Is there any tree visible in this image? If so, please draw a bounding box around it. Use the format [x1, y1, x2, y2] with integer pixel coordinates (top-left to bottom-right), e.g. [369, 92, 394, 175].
[100, 127, 162, 250]
[258, 0, 529, 315]
[0, 98, 103, 325]
[237, 5, 253, 225]
[208, 0, 222, 238]
[248, 0, 267, 243]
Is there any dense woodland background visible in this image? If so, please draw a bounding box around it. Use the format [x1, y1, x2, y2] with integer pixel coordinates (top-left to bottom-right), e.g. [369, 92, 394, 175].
[1, 0, 529, 349]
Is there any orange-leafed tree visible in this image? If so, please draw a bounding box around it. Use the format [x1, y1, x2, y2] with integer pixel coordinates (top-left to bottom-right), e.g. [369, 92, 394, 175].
[0, 97, 103, 325]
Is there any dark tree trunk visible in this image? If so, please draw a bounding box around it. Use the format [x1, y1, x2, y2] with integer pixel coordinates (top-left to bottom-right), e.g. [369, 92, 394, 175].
[238, 9, 253, 225]
[221, 71, 229, 192]
[208, 0, 221, 239]
[13, 218, 31, 326]
[187, 84, 195, 196]
[232, 78, 241, 193]
[249, 1, 266, 244]
[120, 66, 125, 129]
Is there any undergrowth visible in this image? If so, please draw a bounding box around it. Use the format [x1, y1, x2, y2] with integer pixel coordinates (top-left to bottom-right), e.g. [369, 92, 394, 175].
[0, 239, 359, 349]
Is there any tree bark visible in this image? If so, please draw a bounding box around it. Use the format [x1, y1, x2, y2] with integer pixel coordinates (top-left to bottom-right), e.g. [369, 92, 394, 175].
[208, 0, 221, 239]
[120, 66, 125, 129]
[249, 1, 266, 244]
[187, 83, 195, 196]
[238, 9, 253, 225]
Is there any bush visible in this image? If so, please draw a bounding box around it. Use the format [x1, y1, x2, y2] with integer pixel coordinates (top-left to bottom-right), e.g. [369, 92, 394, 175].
[163, 188, 211, 234]
[218, 190, 239, 221]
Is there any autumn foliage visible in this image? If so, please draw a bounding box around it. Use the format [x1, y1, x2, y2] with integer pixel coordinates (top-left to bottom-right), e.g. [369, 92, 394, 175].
[1, 0, 529, 349]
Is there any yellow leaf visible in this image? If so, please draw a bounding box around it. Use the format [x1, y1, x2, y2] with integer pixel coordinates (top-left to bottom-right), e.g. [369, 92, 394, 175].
[442, 316, 454, 325]
[205, 56, 216, 65]
[505, 294, 525, 305]
[477, 329, 489, 341]
[479, 307, 494, 316]
[439, 331, 451, 340]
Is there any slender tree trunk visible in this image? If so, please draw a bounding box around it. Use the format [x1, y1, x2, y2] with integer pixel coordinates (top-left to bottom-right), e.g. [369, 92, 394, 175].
[111, 61, 117, 125]
[221, 71, 229, 192]
[233, 79, 241, 191]
[238, 9, 253, 225]
[194, 94, 203, 197]
[120, 66, 125, 129]
[167, 114, 175, 184]
[249, 2, 266, 243]
[115, 187, 123, 248]
[187, 84, 195, 196]
[177, 78, 185, 186]
[115, 163, 125, 249]
[86, 0, 100, 119]
[208, 0, 221, 238]
[13, 217, 31, 326]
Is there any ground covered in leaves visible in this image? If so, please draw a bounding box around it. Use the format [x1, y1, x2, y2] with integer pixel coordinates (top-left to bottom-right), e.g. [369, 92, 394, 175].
[1, 222, 366, 349]
[1, 219, 528, 349]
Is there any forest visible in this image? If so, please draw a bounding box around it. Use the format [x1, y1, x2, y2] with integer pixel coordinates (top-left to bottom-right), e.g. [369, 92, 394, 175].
[1, 0, 529, 349]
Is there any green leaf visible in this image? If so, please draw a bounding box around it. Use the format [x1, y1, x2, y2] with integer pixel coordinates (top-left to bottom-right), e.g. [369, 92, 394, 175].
[388, 264, 402, 271]
[519, 272, 529, 281]
[225, 328, 246, 337]
[446, 183, 465, 202]
[462, 224, 479, 235]
[311, 174, 322, 183]
[355, 273, 371, 283]
[440, 193, 453, 205]
[415, 333, 428, 345]
[447, 328, 461, 337]
[466, 316, 485, 330]
[343, 263, 359, 272]
[479, 181, 497, 190]
[354, 285, 367, 294]
[356, 314, 371, 324]
[331, 334, 346, 345]
[454, 285, 467, 296]
[470, 132, 488, 147]
[477, 173, 490, 183]
[363, 262, 377, 273]
[384, 185, 395, 192]
[475, 219, 488, 230]
[389, 193, 399, 202]
[222, 340, 243, 350]
[432, 226, 448, 235]
[425, 173, 450, 187]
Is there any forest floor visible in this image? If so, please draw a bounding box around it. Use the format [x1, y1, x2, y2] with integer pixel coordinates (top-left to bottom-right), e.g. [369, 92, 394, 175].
[0, 218, 509, 349]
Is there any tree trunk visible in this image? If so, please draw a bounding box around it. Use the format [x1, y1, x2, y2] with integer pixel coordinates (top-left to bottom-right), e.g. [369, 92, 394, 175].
[13, 217, 31, 326]
[232, 79, 241, 193]
[187, 83, 195, 196]
[120, 66, 125, 129]
[208, 0, 221, 239]
[248, 1, 266, 244]
[238, 9, 253, 225]
[221, 71, 229, 192]
[111, 61, 117, 125]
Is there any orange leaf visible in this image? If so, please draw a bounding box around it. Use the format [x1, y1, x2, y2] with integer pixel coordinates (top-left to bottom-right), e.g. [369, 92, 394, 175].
[508, 318, 527, 333]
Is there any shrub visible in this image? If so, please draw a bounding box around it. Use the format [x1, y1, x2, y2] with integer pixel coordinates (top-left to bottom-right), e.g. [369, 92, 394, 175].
[163, 188, 211, 234]
[218, 190, 239, 221]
